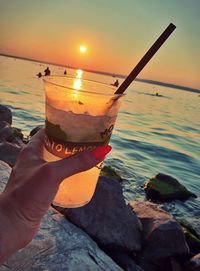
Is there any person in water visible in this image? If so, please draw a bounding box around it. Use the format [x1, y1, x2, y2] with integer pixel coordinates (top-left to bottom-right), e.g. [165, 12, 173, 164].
[64, 70, 67, 75]
[111, 79, 119, 87]
[36, 72, 42, 78]
[155, 92, 163, 97]
[44, 67, 51, 76]
[0, 130, 112, 264]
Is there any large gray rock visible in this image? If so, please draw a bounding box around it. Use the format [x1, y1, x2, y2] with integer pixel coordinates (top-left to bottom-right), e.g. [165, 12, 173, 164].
[2, 208, 123, 271]
[0, 162, 122, 271]
[129, 200, 189, 269]
[0, 141, 22, 167]
[0, 105, 12, 124]
[0, 209, 122, 271]
[65, 177, 142, 252]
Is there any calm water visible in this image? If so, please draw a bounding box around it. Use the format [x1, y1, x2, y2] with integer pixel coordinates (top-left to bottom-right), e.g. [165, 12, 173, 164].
[0, 55, 200, 233]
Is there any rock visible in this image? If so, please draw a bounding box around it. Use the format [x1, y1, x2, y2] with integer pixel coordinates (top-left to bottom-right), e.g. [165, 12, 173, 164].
[2, 208, 123, 271]
[0, 141, 22, 167]
[22, 136, 30, 144]
[0, 121, 13, 142]
[185, 231, 200, 254]
[106, 250, 144, 271]
[129, 200, 189, 268]
[0, 160, 12, 193]
[0, 266, 10, 271]
[186, 235, 200, 255]
[185, 253, 200, 271]
[0, 105, 12, 124]
[138, 260, 163, 271]
[11, 127, 24, 141]
[100, 165, 123, 182]
[165, 257, 184, 271]
[9, 127, 25, 147]
[65, 177, 142, 252]
[141, 257, 184, 271]
[180, 222, 200, 254]
[144, 173, 196, 202]
[29, 126, 44, 137]
[0, 121, 25, 146]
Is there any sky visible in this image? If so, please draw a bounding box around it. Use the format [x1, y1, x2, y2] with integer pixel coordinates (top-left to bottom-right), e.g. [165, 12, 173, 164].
[0, 0, 200, 89]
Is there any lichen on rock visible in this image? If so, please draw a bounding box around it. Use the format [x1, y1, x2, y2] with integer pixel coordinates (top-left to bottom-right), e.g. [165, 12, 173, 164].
[144, 173, 196, 202]
[100, 165, 123, 182]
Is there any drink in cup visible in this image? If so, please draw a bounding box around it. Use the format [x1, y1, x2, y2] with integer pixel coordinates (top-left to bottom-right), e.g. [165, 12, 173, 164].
[43, 76, 123, 208]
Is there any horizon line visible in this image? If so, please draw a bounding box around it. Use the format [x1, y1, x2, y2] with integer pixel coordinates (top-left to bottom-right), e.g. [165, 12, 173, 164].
[0, 52, 199, 94]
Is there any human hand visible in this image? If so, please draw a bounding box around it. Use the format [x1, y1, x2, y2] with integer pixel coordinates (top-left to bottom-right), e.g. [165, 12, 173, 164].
[0, 129, 111, 263]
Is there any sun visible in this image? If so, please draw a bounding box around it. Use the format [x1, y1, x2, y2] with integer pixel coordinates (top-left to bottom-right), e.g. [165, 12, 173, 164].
[79, 45, 87, 54]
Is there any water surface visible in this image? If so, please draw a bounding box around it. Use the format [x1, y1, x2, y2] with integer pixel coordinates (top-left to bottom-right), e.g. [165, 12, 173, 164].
[1, 55, 200, 233]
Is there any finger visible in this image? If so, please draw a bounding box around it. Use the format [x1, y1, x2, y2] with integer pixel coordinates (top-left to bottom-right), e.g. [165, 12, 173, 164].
[27, 129, 45, 157]
[48, 145, 112, 183]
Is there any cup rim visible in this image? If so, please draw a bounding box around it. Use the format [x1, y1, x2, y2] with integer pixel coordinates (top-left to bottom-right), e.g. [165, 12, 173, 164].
[43, 75, 125, 97]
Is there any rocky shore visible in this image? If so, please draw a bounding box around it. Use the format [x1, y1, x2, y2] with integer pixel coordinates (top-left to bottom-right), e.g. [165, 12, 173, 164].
[0, 104, 199, 271]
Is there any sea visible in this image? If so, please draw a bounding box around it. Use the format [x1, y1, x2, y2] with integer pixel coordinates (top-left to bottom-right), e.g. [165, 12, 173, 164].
[0, 55, 200, 234]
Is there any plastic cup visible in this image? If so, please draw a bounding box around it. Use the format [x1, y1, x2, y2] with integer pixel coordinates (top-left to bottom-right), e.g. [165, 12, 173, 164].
[43, 76, 123, 208]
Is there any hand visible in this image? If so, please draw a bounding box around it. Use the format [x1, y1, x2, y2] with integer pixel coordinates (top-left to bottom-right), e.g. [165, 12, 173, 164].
[0, 129, 111, 264]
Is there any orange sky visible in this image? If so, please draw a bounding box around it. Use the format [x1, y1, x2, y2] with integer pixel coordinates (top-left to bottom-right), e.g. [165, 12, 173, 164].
[0, 0, 199, 89]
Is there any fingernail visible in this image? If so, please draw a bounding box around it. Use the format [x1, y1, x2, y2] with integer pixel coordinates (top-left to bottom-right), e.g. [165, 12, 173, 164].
[91, 145, 112, 160]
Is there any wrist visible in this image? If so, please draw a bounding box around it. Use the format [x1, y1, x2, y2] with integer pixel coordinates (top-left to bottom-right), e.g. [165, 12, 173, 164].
[0, 192, 37, 264]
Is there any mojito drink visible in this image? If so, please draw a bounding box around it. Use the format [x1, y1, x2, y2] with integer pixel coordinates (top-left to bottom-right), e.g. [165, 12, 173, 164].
[43, 76, 122, 208]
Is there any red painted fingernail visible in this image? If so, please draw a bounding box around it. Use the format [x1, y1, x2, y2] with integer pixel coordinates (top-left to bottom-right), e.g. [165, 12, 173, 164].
[91, 145, 112, 160]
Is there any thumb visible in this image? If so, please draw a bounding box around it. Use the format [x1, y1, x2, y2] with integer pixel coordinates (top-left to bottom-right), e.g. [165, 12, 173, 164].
[48, 145, 112, 183]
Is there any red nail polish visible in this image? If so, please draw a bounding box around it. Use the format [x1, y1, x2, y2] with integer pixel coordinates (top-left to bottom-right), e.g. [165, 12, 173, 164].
[91, 145, 112, 160]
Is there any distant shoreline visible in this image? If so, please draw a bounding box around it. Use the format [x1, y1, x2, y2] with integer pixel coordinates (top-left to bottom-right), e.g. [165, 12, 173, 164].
[1, 53, 200, 94]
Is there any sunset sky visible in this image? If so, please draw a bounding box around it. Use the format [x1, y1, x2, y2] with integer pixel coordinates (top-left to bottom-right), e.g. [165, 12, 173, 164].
[0, 0, 199, 89]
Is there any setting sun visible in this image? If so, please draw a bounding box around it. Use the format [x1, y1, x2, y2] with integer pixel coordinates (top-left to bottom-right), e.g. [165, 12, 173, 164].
[79, 45, 87, 54]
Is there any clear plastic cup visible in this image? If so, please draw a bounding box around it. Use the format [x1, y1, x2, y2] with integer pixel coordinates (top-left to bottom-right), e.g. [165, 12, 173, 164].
[43, 76, 123, 208]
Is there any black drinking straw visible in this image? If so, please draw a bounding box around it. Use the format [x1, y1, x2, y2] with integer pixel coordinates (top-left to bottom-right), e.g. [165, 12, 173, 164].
[115, 23, 176, 95]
